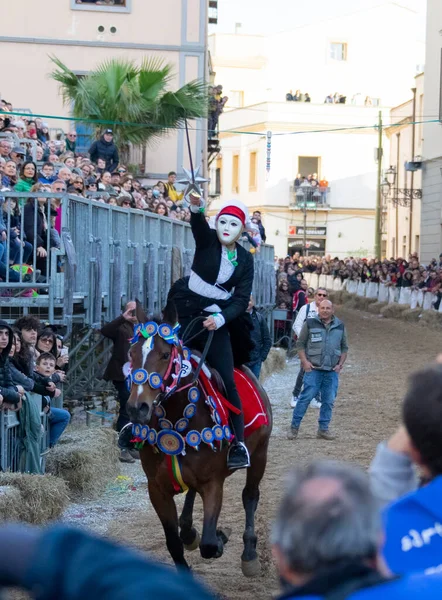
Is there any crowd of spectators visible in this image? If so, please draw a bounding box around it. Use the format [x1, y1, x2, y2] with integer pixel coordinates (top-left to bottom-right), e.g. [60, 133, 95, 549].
[0, 315, 70, 472]
[275, 251, 442, 312]
[286, 91, 376, 106]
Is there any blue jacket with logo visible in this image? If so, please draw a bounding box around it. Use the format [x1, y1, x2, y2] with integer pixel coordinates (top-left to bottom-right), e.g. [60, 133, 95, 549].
[382, 475, 442, 575]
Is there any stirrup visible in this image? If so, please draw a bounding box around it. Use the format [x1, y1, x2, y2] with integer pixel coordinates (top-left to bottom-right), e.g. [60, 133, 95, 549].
[118, 423, 135, 449]
[227, 441, 250, 470]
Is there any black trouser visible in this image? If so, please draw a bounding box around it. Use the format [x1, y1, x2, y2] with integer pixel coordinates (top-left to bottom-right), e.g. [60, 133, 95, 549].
[113, 380, 130, 432]
[182, 317, 244, 443]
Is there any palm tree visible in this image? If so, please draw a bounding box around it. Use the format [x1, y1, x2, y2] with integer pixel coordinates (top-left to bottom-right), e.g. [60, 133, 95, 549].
[50, 56, 207, 160]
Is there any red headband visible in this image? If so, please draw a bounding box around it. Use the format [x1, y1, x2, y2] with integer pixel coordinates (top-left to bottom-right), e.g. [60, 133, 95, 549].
[216, 206, 246, 227]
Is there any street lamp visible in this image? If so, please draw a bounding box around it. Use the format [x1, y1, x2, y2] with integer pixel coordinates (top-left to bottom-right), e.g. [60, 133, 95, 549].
[385, 165, 396, 186]
[380, 178, 390, 199]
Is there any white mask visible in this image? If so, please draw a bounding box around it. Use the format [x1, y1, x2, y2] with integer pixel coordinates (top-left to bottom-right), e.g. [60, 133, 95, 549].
[216, 214, 243, 245]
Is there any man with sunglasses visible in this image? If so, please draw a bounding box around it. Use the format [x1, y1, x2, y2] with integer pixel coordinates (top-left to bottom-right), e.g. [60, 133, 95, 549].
[65, 131, 77, 154]
[291, 288, 328, 408]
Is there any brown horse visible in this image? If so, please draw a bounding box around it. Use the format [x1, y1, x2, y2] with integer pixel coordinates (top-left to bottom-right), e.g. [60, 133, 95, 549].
[126, 300, 272, 576]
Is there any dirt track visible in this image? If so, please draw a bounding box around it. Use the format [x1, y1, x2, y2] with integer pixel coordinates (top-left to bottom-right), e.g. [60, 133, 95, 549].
[70, 307, 442, 598]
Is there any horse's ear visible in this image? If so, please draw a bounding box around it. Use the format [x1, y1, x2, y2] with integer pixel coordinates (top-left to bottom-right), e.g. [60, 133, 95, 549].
[162, 300, 178, 325]
[135, 299, 148, 324]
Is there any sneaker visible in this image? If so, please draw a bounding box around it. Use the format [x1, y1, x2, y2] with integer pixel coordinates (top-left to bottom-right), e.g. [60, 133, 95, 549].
[317, 429, 336, 441]
[119, 448, 136, 463]
[290, 395, 298, 408]
[227, 442, 250, 470]
[310, 399, 322, 409]
[287, 427, 299, 440]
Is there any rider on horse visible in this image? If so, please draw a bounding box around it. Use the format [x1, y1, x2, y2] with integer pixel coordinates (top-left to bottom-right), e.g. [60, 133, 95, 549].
[168, 193, 255, 470]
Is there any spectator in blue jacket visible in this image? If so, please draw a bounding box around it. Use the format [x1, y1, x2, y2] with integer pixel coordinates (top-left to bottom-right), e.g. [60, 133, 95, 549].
[272, 460, 442, 600]
[0, 524, 214, 600]
[370, 361, 442, 575]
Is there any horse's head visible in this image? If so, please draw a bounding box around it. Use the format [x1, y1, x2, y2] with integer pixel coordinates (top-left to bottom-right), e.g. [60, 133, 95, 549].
[126, 299, 182, 424]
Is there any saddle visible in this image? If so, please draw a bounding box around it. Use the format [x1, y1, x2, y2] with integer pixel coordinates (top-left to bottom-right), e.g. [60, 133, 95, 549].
[190, 352, 268, 439]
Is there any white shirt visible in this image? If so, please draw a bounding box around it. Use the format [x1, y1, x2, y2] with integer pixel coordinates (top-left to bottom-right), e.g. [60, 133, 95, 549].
[292, 301, 319, 337]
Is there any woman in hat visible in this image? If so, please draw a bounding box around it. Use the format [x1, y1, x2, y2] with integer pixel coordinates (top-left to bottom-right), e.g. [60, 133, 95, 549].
[168, 193, 255, 470]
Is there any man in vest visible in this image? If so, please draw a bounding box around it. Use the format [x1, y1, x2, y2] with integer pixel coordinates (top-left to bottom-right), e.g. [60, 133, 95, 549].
[272, 460, 442, 600]
[290, 287, 328, 408]
[288, 300, 348, 441]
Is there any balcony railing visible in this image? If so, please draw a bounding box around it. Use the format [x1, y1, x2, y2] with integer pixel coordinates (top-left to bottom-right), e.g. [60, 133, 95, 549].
[290, 185, 330, 209]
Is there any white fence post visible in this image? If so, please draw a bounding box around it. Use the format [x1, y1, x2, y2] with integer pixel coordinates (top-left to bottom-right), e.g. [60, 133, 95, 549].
[356, 281, 366, 297]
[310, 274, 319, 290]
[398, 288, 411, 306]
[326, 275, 334, 290]
[333, 278, 343, 291]
[367, 282, 379, 299]
[423, 292, 434, 311]
[410, 290, 419, 310]
[318, 274, 327, 288]
[378, 283, 388, 303]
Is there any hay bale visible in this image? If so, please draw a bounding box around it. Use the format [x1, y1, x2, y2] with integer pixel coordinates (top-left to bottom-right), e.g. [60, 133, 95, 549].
[261, 347, 286, 381]
[46, 427, 119, 500]
[0, 486, 22, 522]
[399, 308, 422, 323]
[353, 297, 377, 311]
[420, 310, 442, 331]
[367, 302, 388, 314]
[0, 473, 69, 524]
[380, 304, 408, 319]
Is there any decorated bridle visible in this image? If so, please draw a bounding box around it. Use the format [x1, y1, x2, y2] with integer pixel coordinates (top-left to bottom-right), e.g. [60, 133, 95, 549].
[127, 321, 194, 411]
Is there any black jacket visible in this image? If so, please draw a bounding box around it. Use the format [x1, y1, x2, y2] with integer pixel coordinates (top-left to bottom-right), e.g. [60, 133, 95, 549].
[24, 201, 47, 248]
[248, 308, 271, 363]
[0, 320, 20, 405]
[101, 316, 133, 382]
[169, 210, 254, 325]
[88, 136, 119, 173]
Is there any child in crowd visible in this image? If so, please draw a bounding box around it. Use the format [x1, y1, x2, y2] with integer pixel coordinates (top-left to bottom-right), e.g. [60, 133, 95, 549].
[35, 353, 70, 447]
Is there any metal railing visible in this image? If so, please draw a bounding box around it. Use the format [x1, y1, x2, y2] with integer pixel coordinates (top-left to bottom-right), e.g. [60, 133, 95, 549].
[290, 185, 330, 209]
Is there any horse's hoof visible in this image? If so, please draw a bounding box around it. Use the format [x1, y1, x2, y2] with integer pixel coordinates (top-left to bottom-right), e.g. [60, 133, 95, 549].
[241, 558, 261, 578]
[217, 527, 232, 544]
[183, 530, 201, 552]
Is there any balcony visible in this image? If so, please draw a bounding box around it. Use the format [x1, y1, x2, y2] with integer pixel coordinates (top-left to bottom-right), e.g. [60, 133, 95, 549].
[290, 185, 330, 210]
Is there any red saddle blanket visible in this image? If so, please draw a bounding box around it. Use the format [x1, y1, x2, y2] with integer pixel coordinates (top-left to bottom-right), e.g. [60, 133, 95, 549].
[194, 362, 269, 438]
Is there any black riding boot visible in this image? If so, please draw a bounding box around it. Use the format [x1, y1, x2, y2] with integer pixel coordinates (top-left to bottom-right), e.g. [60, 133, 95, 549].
[227, 410, 250, 470]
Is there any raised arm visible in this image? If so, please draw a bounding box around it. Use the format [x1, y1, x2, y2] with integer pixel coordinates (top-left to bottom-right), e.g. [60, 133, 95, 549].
[189, 195, 213, 249]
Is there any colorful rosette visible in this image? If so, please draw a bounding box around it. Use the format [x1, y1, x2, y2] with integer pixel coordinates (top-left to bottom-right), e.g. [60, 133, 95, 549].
[212, 425, 224, 441]
[132, 423, 142, 437]
[214, 411, 222, 425]
[183, 404, 197, 420]
[133, 324, 143, 337]
[140, 425, 149, 440]
[156, 430, 185, 456]
[132, 368, 149, 385]
[149, 372, 162, 389]
[175, 418, 189, 433]
[158, 323, 173, 341]
[202, 427, 215, 445]
[186, 430, 201, 448]
[147, 429, 157, 445]
[144, 321, 158, 336]
[188, 387, 200, 403]
[154, 405, 166, 418]
[159, 418, 173, 430]
[182, 347, 191, 361]
[223, 425, 232, 440]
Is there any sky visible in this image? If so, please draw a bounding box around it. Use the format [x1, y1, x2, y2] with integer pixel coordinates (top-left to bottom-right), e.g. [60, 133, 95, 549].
[210, 0, 426, 40]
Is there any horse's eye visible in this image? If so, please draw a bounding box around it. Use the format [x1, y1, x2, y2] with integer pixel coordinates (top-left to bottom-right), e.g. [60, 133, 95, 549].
[162, 352, 171, 360]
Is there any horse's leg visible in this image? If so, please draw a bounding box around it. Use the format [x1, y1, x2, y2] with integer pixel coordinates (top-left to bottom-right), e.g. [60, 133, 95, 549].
[179, 488, 200, 551]
[148, 482, 189, 569]
[199, 480, 225, 559]
[241, 441, 268, 577]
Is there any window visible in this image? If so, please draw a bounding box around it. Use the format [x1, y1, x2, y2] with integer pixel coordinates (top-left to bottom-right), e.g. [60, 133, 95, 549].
[71, 0, 131, 13]
[215, 157, 222, 195]
[298, 156, 320, 178]
[402, 235, 407, 257]
[415, 234, 420, 254]
[249, 152, 257, 191]
[232, 155, 240, 194]
[391, 238, 396, 257]
[330, 42, 347, 62]
[230, 91, 244, 108]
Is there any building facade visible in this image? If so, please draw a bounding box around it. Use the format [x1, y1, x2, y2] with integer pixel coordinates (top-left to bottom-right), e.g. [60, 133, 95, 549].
[0, 0, 208, 178]
[384, 74, 424, 259]
[421, 0, 442, 262]
[209, 1, 425, 257]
